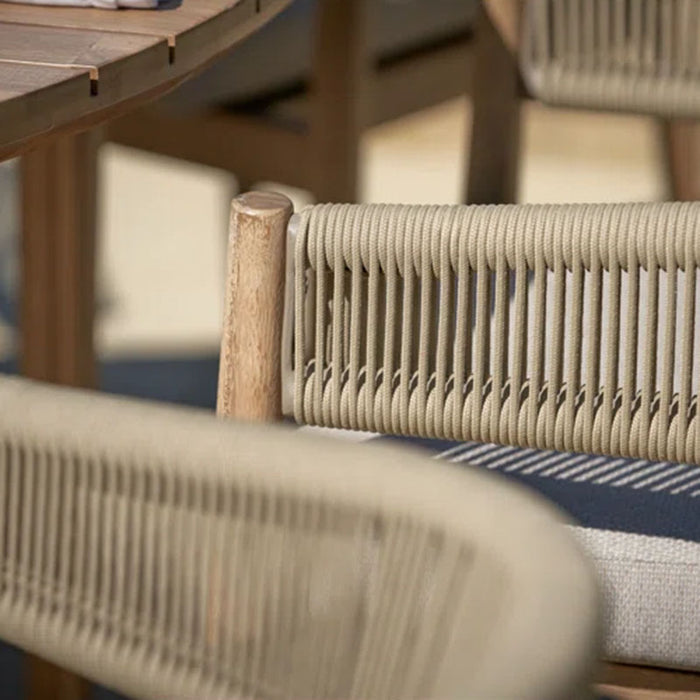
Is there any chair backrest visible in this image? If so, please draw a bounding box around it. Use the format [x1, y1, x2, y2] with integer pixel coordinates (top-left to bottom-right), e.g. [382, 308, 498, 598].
[262, 200, 700, 466]
[0, 375, 598, 700]
[519, 0, 700, 116]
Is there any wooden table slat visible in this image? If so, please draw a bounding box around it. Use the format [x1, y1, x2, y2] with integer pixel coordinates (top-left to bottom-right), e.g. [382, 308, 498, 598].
[0, 62, 91, 149]
[0, 60, 87, 98]
[0, 22, 165, 68]
[0, 0, 291, 156]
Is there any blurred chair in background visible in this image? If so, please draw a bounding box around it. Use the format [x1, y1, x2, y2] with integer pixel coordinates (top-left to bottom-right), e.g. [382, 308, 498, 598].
[479, 0, 700, 203]
[108, 0, 479, 203]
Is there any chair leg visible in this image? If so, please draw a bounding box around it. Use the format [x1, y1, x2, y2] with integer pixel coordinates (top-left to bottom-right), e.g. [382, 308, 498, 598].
[25, 661, 89, 700]
[661, 119, 700, 201]
[309, 0, 370, 203]
[600, 661, 700, 698]
[217, 191, 293, 421]
[464, 5, 521, 204]
[20, 130, 99, 697]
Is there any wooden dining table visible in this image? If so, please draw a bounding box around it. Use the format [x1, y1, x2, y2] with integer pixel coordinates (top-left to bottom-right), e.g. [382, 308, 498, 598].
[0, 1, 290, 697]
[0, 0, 291, 385]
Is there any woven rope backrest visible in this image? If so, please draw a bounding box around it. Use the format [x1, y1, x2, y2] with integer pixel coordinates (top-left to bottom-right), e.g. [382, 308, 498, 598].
[290, 201, 700, 464]
[520, 0, 700, 116]
[0, 377, 498, 700]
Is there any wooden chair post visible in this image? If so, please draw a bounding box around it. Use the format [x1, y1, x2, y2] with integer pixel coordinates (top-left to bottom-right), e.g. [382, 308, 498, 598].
[217, 191, 293, 421]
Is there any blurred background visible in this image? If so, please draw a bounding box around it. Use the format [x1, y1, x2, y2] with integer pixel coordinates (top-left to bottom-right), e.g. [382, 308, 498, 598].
[0, 0, 675, 414]
[0, 0, 672, 415]
[0, 1, 697, 698]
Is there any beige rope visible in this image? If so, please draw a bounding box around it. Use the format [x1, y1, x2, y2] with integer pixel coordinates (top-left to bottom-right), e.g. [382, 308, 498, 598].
[291, 201, 700, 465]
[0, 379, 467, 699]
[521, 0, 700, 117]
[0, 376, 597, 700]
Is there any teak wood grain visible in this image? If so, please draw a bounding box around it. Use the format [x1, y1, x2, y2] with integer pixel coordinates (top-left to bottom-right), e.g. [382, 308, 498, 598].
[0, 0, 291, 157]
[217, 192, 293, 422]
[0, 63, 90, 151]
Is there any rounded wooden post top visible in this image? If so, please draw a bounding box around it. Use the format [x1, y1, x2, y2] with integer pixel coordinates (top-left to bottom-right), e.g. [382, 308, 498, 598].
[219, 190, 293, 422]
[232, 191, 294, 219]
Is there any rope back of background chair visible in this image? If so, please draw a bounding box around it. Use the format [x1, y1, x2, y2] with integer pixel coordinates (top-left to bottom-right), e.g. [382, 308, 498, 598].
[285, 201, 700, 464]
[520, 0, 700, 116]
[0, 376, 598, 700]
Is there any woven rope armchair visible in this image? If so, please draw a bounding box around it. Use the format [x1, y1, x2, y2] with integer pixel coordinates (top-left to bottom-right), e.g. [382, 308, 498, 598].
[0, 375, 598, 700]
[222, 193, 700, 466]
[219, 191, 700, 699]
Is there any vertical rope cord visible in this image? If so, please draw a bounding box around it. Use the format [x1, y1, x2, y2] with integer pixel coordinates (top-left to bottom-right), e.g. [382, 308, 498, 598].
[582, 205, 604, 454]
[659, 206, 678, 459]
[641, 207, 659, 457]
[432, 207, 456, 438]
[527, 206, 548, 447]
[601, 206, 623, 455]
[546, 212, 566, 449]
[292, 201, 700, 465]
[491, 231, 510, 443]
[521, 0, 700, 117]
[564, 206, 585, 452]
[680, 209, 698, 460]
[620, 207, 640, 455]
[451, 209, 472, 440]
[472, 210, 491, 440]
[509, 207, 529, 446]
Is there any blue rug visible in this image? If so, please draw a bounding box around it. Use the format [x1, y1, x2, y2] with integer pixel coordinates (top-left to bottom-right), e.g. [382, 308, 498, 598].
[0, 354, 220, 409]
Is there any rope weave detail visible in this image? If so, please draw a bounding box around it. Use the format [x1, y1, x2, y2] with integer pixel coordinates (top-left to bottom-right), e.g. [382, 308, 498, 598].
[292, 201, 700, 464]
[0, 381, 471, 700]
[521, 0, 700, 116]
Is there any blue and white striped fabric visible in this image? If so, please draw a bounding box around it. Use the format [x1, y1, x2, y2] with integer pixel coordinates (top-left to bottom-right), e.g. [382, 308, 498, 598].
[369, 435, 700, 671]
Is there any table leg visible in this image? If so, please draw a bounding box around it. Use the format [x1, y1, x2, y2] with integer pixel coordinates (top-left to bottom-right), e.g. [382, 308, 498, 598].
[20, 129, 99, 699]
[21, 129, 98, 388]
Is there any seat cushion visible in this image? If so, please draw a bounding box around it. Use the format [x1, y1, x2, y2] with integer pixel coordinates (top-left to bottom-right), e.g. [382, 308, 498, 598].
[323, 431, 700, 671]
[163, 0, 478, 112]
